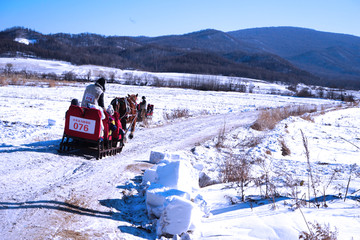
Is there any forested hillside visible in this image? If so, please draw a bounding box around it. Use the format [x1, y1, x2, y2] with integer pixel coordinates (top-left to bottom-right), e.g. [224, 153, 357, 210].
[1, 26, 360, 89]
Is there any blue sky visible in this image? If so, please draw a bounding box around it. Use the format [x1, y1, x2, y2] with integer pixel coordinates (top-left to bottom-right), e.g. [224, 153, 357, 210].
[1, 0, 359, 37]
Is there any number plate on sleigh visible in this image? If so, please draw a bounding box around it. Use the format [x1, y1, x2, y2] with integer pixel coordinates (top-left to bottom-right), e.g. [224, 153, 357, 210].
[69, 116, 96, 134]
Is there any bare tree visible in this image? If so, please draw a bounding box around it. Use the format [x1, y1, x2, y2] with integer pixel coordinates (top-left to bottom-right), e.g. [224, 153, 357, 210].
[63, 71, 76, 81]
[222, 154, 252, 202]
[4, 63, 13, 75]
[108, 71, 116, 82]
[86, 70, 92, 81]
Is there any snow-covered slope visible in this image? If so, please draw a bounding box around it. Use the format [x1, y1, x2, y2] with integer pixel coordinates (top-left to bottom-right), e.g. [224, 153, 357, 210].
[1, 58, 360, 239]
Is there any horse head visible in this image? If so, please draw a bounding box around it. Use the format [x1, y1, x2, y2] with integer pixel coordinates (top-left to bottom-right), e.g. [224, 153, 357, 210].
[111, 97, 122, 113]
[127, 94, 138, 103]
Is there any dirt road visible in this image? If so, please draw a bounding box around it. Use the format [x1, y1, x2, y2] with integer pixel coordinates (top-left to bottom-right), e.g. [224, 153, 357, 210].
[0, 111, 257, 240]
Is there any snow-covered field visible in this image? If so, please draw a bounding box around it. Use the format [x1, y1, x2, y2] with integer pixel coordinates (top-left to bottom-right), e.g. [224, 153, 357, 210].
[1, 58, 360, 239]
[2, 57, 351, 97]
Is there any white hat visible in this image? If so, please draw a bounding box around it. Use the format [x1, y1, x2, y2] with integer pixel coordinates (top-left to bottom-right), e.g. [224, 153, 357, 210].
[107, 105, 114, 115]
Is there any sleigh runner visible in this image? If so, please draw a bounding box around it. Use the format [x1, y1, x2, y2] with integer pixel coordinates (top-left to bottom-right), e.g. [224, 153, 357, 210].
[59, 105, 124, 159]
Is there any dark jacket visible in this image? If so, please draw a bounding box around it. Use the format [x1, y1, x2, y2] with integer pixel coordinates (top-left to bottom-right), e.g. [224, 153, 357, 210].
[140, 99, 147, 110]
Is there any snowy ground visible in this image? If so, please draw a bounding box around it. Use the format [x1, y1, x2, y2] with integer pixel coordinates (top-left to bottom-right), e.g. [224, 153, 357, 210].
[1, 58, 360, 239]
[194, 105, 360, 240]
[4, 57, 360, 98]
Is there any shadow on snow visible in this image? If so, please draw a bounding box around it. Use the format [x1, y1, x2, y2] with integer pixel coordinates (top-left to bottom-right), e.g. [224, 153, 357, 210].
[210, 196, 290, 216]
[0, 176, 154, 239]
[0, 139, 61, 154]
[0, 200, 112, 219]
[99, 175, 155, 239]
[0, 139, 99, 160]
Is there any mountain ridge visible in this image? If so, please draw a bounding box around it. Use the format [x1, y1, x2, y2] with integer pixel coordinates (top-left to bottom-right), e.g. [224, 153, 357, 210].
[1, 26, 360, 89]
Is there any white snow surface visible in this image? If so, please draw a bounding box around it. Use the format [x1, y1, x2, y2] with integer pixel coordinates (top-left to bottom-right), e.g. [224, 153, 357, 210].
[14, 38, 37, 45]
[1, 58, 360, 239]
[6, 57, 360, 98]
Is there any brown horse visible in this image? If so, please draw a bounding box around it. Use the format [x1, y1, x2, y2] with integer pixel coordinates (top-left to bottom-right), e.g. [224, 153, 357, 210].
[111, 94, 138, 140]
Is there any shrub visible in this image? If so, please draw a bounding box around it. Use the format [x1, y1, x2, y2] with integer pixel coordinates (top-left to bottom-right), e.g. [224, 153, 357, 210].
[299, 221, 338, 240]
[215, 122, 226, 148]
[163, 108, 190, 120]
[0, 76, 7, 86]
[9, 76, 24, 85]
[296, 88, 315, 98]
[279, 139, 291, 156]
[48, 80, 57, 88]
[222, 154, 252, 201]
[250, 109, 278, 131]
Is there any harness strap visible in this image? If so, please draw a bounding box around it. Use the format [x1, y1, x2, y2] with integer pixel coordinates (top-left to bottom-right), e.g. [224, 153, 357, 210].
[114, 95, 138, 135]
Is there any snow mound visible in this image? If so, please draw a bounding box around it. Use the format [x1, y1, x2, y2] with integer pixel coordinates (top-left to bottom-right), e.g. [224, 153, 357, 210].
[143, 151, 203, 237]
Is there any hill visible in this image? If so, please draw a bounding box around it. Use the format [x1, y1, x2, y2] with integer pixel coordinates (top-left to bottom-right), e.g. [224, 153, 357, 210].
[228, 27, 360, 85]
[1, 26, 360, 89]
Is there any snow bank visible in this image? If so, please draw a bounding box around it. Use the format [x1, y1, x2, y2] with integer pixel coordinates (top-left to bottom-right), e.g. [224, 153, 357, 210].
[143, 151, 203, 237]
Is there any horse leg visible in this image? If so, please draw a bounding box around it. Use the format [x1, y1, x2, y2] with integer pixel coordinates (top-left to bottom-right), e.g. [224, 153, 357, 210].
[120, 117, 126, 131]
[129, 118, 137, 139]
[121, 117, 128, 142]
[129, 121, 134, 139]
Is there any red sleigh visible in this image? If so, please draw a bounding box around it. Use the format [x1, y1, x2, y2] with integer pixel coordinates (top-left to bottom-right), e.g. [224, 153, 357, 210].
[59, 105, 124, 159]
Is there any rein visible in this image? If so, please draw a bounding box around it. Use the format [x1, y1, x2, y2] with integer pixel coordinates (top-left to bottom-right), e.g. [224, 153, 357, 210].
[123, 112, 138, 135]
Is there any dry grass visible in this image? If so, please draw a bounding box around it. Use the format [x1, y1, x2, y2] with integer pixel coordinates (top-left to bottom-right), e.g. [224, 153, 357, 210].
[9, 76, 25, 85]
[236, 135, 264, 149]
[265, 149, 272, 155]
[0, 75, 24, 86]
[48, 79, 57, 87]
[163, 108, 191, 120]
[55, 229, 92, 240]
[279, 138, 291, 156]
[0, 74, 75, 87]
[299, 221, 338, 240]
[64, 192, 88, 208]
[300, 113, 314, 122]
[0, 76, 7, 86]
[251, 105, 319, 131]
[215, 121, 226, 148]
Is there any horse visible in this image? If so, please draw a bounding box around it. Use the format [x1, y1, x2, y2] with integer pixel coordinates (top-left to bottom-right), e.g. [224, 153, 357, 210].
[111, 94, 138, 140]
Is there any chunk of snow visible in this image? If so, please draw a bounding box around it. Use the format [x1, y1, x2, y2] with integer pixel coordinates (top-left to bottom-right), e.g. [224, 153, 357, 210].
[155, 160, 199, 193]
[146, 184, 190, 218]
[149, 151, 166, 164]
[149, 150, 182, 164]
[142, 166, 158, 184]
[156, 195, 200, 237]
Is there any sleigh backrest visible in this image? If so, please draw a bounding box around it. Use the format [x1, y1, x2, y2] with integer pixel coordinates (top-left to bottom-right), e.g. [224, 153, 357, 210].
[64, 105, 102, 141]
